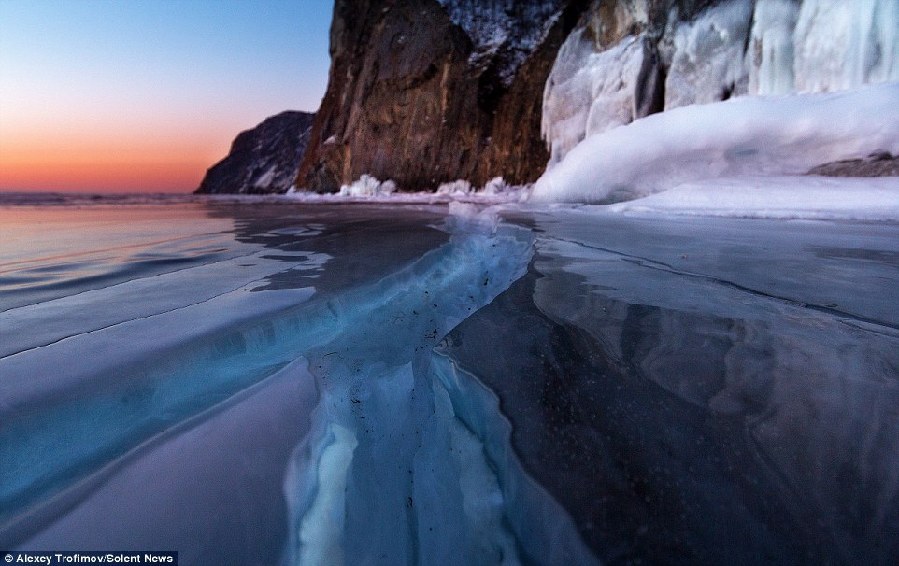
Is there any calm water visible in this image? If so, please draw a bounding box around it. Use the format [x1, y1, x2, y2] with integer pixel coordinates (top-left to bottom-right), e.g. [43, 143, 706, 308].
[1, 193, 897, 565]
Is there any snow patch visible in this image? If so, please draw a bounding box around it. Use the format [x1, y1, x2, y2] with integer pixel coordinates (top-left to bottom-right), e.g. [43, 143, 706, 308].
[532, 83, 899, 204]
[252, 165, 278, 189]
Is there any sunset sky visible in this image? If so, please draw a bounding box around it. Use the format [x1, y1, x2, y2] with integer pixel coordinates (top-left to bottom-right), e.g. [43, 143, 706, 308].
[0, 0, 332, 193]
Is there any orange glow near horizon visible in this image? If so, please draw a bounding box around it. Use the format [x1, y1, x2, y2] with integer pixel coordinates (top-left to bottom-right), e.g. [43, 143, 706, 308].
[0, 121, 236, 193]
[0, 67, 254, 193]
[0, 160, 210, 193]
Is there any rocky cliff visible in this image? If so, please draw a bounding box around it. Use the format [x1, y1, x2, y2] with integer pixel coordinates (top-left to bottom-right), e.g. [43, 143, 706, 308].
[296, 0, 591, 193]
[294, 0, 743, 193]
[196, 111, 315, 194]
[296, 0, 897, 193]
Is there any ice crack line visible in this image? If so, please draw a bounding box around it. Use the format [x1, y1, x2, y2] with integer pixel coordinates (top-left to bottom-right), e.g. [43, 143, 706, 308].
[0, 255, 319, 360]
[0, 248, 264, 315]
[282, 224, 537, 565]
[549, 236, 899, 332]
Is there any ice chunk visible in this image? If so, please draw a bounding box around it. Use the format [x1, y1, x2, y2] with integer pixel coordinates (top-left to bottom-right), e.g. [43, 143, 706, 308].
[437, 179, 474, 195]
[532, 83, 899, 203]
[338, 174, 397, 197]
[481, 176, 511, 194]
[448, 201, 481, 219]
[297, 423, 358, 566]
[285, 184, 529, 205]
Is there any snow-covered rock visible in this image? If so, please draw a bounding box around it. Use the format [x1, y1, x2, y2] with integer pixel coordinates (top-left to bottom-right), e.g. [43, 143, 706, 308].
[435, 0, 566, 84]
[196, 111, 315, 194]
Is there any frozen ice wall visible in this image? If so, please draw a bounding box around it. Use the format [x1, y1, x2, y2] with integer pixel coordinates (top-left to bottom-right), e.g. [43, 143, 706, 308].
[664, 0, 755, 109]
[794, 0, 899, 92]
[541, 0, 899, 166]
[541, 31, 649, 166]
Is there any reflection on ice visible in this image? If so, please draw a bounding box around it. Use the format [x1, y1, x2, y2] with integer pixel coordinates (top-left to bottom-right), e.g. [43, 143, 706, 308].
[441, 208, 899, 563]
[22, 359, 319, 566]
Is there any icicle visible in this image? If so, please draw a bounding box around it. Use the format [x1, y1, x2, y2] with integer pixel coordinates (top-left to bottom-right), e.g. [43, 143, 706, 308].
[747, 0, 800, 95]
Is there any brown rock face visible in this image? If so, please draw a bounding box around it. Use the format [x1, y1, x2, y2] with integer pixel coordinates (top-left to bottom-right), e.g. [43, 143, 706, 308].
[808, 152, 899, 177]
[473, 7, 587, 187]
[297, 0, 589, 193]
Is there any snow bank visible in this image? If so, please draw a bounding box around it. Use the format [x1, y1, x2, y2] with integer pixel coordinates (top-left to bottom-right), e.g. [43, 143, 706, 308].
[532, 83, 899, 204]
[606, 176, 899, 220]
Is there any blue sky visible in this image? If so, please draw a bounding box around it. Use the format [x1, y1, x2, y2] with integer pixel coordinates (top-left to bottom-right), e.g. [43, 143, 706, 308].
[0, 0, 333, 191]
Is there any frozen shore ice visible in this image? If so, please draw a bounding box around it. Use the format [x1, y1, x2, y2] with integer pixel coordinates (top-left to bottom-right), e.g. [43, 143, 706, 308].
[606, 175, 899, 219]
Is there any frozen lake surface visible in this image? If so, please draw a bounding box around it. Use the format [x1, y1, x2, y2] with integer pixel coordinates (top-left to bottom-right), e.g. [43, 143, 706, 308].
[1, 195, 897, 564]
